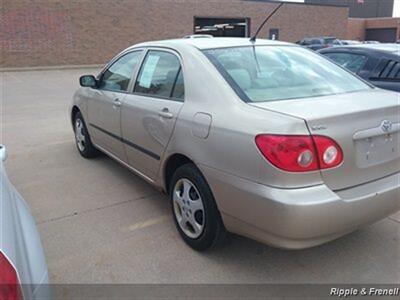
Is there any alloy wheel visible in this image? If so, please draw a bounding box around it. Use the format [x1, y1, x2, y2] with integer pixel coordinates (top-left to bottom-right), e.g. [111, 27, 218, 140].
[75, 118, 86, 152]
[173, 178, 205, 239]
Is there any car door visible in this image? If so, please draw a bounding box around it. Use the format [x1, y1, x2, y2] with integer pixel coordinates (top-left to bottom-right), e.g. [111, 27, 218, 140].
[87, 50, 143, 161]
[121, 49, 185, 179]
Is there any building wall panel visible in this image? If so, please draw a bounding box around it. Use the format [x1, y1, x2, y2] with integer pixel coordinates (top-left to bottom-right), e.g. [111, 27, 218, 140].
[1, 0, 349, 67]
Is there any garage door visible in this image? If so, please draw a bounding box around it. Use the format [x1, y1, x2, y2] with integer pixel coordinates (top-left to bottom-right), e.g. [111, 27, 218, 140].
[365, 28, 397, 43]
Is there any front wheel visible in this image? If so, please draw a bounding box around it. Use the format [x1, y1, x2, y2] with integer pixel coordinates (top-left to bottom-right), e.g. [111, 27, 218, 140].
[74, 111, 100, 158]
[170, 164, 226, 251]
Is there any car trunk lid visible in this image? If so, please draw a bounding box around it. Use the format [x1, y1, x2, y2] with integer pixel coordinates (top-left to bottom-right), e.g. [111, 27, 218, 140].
[250, 89, 400, 190]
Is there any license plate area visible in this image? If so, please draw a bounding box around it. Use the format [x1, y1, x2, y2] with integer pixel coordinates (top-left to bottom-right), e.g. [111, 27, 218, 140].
[355, 132, 400, 168]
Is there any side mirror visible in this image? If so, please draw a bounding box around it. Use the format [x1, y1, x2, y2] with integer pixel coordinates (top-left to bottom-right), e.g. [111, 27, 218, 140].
[79, 75, 97, 88]
[0, 145, 7, 162]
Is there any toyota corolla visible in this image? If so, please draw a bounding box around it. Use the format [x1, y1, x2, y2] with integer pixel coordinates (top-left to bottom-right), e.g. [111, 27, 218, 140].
[70, 37, 400, 251]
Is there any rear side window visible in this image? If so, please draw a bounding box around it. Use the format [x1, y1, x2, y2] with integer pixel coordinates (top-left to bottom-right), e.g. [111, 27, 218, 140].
[134, 50, 184, 100]
[378, 60, 400, 80]
[324, 52, 368, 73]
[171, 69, 184, 100]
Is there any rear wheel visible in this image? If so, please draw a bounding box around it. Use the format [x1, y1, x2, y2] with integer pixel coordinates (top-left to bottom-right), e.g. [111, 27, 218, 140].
[74, 111, 100, 158]
[170, 164, 226, 251]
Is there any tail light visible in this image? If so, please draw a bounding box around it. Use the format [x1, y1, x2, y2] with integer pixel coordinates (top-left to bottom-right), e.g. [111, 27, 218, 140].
[312, 135, 343, 169]
[255, 134, 343, 172]
[0, 252, 22, 300]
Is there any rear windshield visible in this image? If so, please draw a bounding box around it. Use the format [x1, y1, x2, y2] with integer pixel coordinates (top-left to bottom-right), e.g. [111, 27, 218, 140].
[203, 46, 371, 102]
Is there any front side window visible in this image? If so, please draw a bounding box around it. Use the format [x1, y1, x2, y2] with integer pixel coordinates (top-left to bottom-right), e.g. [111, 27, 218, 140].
[135, 50, 184, 100]
[99, 51, 143, 92]
[203, 46, 370, 103]
[324, 52, 368, 73]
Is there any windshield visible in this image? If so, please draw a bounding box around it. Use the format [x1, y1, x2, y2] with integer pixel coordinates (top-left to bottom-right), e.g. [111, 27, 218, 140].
[203, 46, 371, 102]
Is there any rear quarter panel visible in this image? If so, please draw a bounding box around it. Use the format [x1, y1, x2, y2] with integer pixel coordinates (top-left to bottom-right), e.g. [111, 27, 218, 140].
[0, 163, 48, 298]
[160, 45, 323, 190]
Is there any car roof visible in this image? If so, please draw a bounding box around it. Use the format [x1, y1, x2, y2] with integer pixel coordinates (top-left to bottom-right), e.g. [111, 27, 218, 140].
[306, 36, 335, 38]
[324, 43, 400, 54]
[129, 37, 292, 51]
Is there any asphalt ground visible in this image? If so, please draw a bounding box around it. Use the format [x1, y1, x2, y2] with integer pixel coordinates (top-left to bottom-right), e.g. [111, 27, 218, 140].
[1, 69, 399, 284]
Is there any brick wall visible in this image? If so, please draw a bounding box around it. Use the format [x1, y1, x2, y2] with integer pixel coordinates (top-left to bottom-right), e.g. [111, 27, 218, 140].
[364, 17, 400, 31]
[347, 18, 366, 40]
[1, 0, 349, 67]
[347, 17, 400, 41]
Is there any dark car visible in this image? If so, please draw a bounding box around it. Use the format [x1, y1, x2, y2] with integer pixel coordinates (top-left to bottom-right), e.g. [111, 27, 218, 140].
[297, 37, 339, 51]
[338, 40, 361, 45]
[319, 44, 400, 92]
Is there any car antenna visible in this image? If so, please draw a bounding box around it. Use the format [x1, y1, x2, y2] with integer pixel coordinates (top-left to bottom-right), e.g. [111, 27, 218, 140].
[250, 2, 284, 43]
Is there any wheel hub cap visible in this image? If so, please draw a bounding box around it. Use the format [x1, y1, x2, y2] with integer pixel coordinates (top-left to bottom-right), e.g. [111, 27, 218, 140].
[75, 119, 86, 152]
[173, 178, 205, 239]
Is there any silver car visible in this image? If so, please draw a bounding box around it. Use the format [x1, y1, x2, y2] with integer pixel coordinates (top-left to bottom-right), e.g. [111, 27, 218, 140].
[0, 145, 49, 299]
[71, 37, 400, 251]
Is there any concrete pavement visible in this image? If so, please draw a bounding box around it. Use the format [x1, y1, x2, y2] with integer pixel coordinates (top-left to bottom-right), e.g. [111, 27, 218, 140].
[1, 69, 399, 284]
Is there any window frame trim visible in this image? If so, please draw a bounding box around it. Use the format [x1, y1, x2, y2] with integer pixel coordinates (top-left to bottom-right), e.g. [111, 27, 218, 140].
[131, 47, 186, 102]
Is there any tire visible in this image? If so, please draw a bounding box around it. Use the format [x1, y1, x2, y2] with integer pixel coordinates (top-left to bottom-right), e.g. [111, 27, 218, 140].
[73, 111, 100, 158]
[170, 164, 226, 251]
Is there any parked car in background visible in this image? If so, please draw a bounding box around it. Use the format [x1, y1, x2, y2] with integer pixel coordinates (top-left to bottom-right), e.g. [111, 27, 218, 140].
[338, 40, 361, 45]
[363, 40, 380, 44]
[71, 37, 400, 251]
[0, 145, 49, 300]
[319, 44, 400, 92]
[296, 37, 338, 50]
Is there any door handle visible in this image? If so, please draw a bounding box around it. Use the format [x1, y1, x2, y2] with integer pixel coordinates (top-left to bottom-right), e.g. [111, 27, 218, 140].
[158, 108, 173, 119]
[113, 98, 122, 108]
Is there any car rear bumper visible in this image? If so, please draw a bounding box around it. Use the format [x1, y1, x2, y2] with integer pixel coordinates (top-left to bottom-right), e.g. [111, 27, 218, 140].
[200, 165, 400, 249]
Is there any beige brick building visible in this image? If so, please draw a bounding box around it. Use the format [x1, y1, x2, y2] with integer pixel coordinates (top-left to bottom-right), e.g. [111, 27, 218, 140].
[1, 0, 349, 67]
